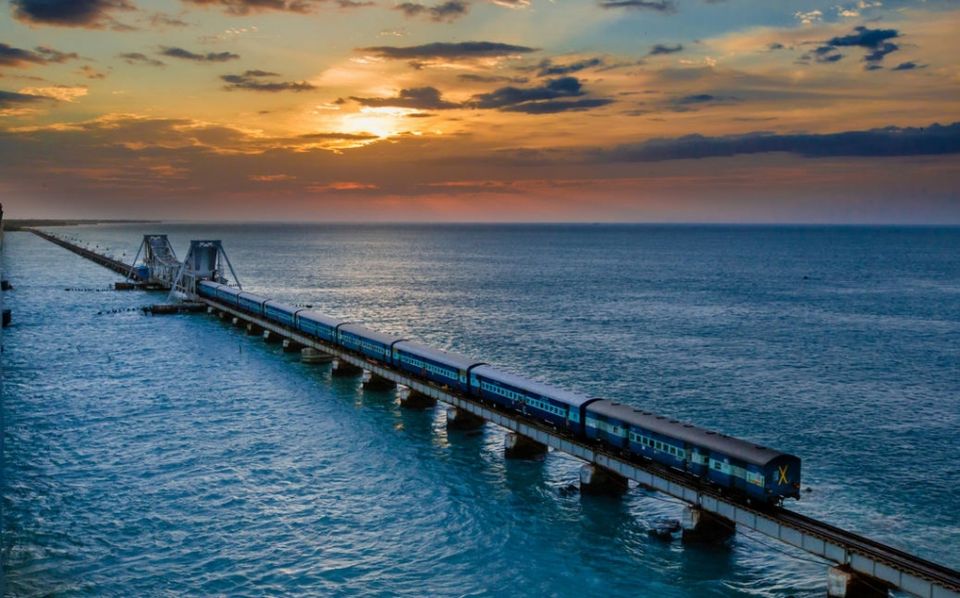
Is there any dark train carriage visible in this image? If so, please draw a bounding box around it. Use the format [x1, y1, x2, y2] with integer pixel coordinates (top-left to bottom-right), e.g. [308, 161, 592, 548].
[215, 285, 241, 307]
[264, 300, 300, 328]
[585, 401, 801, 503]
[337, 323, 406, 363]
[296, 311, 344, 344]
[237, 291, 268, 317]
[196, 281, 219, 300]
[393, 341, 483, 394]
[470, 366, 596, 433]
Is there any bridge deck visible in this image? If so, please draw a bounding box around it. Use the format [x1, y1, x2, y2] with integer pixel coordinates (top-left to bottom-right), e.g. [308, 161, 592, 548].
[29, 229, 141, 281]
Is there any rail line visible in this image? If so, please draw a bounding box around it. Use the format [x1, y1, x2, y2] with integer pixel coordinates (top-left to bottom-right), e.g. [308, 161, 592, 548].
[28, 229, 142, 281]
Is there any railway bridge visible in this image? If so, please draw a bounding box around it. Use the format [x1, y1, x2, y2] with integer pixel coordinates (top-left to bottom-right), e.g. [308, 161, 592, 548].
[25, 228, 960, 598]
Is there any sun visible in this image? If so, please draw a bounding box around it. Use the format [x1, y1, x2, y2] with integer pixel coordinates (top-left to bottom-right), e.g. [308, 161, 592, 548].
[338, 106, 417, 139]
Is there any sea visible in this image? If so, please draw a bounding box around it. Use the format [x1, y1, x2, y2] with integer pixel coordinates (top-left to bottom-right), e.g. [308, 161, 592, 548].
[2, 224, 958, 597]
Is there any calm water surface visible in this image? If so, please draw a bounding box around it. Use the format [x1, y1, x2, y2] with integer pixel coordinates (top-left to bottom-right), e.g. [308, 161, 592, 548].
[3, 224, 959, 596]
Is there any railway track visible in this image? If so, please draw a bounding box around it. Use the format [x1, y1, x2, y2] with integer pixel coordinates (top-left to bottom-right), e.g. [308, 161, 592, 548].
[775, 509, 960, 591]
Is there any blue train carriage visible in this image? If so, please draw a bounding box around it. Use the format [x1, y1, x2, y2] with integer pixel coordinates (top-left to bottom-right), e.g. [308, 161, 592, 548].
[196, 280, 219, 300]
[296, 311, 346, 344]
[469, 365, 598, 433]
[698, 434, 802, 502]
[393, 341, 484, 394]
[337, 323, 406, 364]
[237, 291, 268, 317]
[584, 401, 801, 503]
[263, 300, 302, 328]
[199, 281, 241, 307]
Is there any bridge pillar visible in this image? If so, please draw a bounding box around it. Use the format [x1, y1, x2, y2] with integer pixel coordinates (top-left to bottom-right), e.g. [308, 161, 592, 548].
[282, 338, 303, 353]
[331, 358, 363, 377]
[217, 311, 227, 320]
[231, 316, 242, 327]
[579, 464, 628, 495]
[301, 347, 333, 364]
[362, 370, 396, 390]
[245, 322, 261, 336]
[262, 330, 280, 343]
[505, 432, 547, 460]
[206, 306, 215, 314]
[398, 386, 436, 409]
[827, 566, 889, 598]
[681, 506, 735, 543]
[446, 406, 484, 430]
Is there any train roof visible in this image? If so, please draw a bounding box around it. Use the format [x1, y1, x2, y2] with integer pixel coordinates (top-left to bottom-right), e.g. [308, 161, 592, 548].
[238, 291, 268, 303]
[338, 323, 406, 346]
[297, 310, 345, 328]
[588, 400, 792, 466]
[394, 340, 484, 371]
[471, 365, 596, 408]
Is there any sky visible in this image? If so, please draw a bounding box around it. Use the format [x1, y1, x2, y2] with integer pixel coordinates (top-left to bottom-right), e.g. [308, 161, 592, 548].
[0, 0, 958, 222]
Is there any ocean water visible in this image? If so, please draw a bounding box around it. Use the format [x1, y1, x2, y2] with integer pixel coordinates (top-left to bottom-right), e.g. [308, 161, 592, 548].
[2, 224, 958, 597]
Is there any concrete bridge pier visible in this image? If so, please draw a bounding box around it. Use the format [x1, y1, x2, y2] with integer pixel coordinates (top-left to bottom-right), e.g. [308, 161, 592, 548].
[301, 347, 334, 364]
[827, 566, 890, 598]
[398, 386, 437, 409]
[579, 464, 629, 495]
[282, 338, 303, 353]
[245, 322, 261, 336]
[217, 310, 228, 320]
[231, 316, 242, 327]
[331, 358, 363, 377]
[504, 432, 548, 460]
[362, 370, 396, 390]
[206, 306, 215, 314]
[446, 406, 484, 430]
[681, 506, 735, 543]
[262, 330, 280, 343]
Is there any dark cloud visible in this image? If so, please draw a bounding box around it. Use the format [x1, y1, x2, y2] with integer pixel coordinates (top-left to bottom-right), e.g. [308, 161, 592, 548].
[160, 47, 240, 62]
[77, 65, 109, 79]
[0, 89, 54, 108]
[592, 123, 960, 162]
[502, 98, 614, 114]
[221, 70, 316, 92]
[648, 44, 682, 56]
[812, 26, 901, 68]
[358, 41, 537, 60]
[469, 76, 584, 108]
[350, 87, 460, 109]
[598, 0, 676, 12]
[148, 12, 190, 27]
[535, 57, 604, 77]
[0, 43, 79, 67]
[11, 0, 133, 27]
[467, 76, 613, 113]
[892, 61, 925, 71]
[670, 93, 740, 112]
[458, 73, 528, 84]
[182, 0, 371, 14]
[119, 52, 166, 67]
[394, 1, 469, 22]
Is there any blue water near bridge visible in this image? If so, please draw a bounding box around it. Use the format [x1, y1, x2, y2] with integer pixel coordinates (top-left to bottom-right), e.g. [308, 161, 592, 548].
[2, 224, 959, 597]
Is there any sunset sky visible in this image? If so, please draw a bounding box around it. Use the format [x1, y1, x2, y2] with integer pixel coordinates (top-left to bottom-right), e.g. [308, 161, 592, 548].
[1, 0, 958, 222]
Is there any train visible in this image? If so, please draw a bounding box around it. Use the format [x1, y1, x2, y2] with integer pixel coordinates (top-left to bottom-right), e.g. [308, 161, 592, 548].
[197, 280, 802, 504]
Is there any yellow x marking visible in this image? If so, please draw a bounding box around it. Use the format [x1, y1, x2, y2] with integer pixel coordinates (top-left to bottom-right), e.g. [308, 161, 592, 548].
[777, 465, 789, 485]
